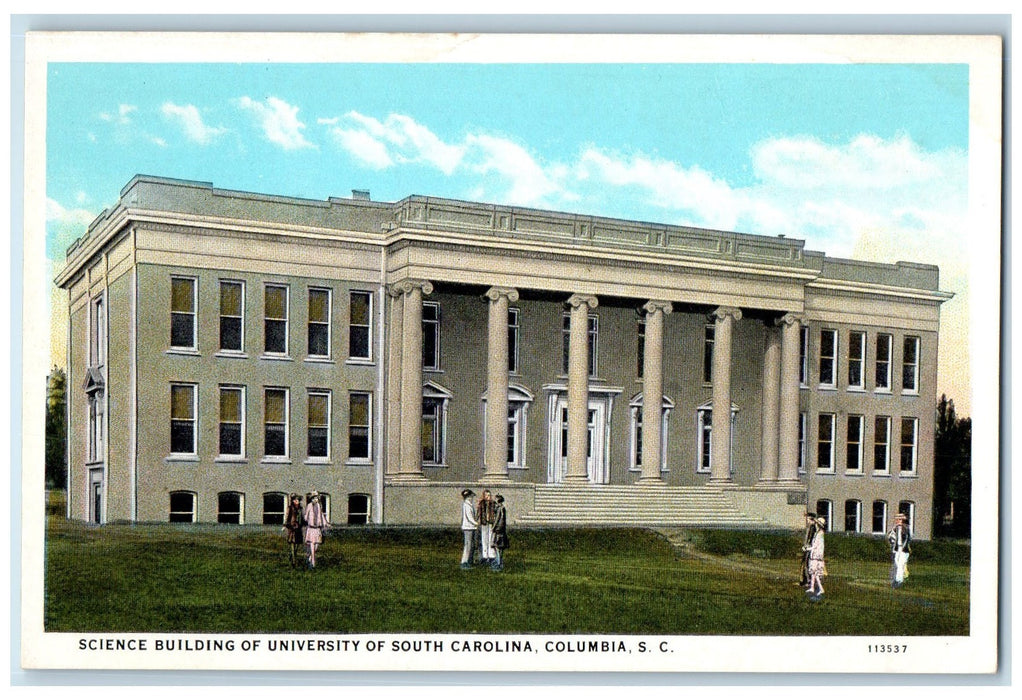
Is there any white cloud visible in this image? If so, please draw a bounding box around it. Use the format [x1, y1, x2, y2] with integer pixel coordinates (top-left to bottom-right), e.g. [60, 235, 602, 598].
[99, 104, 136, 125]
[46, 197, 95, 228]
[464, 134, 563, 205]
[332, 129, 393, 169]
[334, 111, 464, 175]
[160, 102, 227, 145]
[236, 96, 314, 150]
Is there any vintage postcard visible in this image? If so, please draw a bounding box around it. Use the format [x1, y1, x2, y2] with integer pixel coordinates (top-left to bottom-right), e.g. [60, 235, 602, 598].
[18, 31, 1002, 675]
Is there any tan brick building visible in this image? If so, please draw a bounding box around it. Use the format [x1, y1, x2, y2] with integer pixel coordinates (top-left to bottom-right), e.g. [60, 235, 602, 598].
[56, 176, 950, 538]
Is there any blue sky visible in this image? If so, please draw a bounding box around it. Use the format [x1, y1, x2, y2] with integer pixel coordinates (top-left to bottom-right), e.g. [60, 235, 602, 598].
[45, 60, 972, 407]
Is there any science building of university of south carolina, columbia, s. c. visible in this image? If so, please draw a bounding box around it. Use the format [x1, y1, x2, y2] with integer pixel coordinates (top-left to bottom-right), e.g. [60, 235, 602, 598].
[55, 175, 952, 539]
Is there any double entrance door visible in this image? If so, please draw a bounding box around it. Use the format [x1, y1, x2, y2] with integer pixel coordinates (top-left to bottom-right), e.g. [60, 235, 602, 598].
[548, 395, 610, 484]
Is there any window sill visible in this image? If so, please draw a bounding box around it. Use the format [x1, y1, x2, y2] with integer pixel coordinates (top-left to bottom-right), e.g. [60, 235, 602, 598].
[345, 459, 373, 467]
[345, 358, 375, 367]
[261, 457, 292, 465]
[423, 462, 448, 468]
[214, 457, 247, 464]
[166, 348, 200, 357]
[874, 388, 893, 395]
[844, 471, 864, 477]
[897, 473, 919, 479]
[85, 460, 105, 468]
[215, 350, 248, 359]
[304, 459, 333, 466]
[815, 469, 836, 475]
[817, 385, 838, 392]
[304, 357, 335, 365]
[508, 465, 528, 471]
[847, 387, 866, 393]
[902, 391, 920, 397]
[165, 455, 199, 463]
[872, 472, 892, 478]
[424, 368, 444, 374]
[260, 354, 294, 362]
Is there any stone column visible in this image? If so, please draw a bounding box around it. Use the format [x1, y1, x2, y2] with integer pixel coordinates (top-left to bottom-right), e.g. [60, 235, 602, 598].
[778, 312, 803, 483]
[396, 279, 433, 479]
[710, 306, 742, 483]
[385, 286, 405, 476]
[639, 300, 672, 483]
[759, 325, 781, 484]
[565, 293, 598, 483]
[484, 286, 519, 482]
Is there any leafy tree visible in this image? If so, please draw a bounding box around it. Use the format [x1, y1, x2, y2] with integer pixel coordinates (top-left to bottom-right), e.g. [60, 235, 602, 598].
[933, 394, 971, 538]
[45, 367, 67, 489]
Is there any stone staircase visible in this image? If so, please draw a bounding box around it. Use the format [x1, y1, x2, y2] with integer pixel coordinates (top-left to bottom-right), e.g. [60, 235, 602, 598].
[516, 484, 771, 528]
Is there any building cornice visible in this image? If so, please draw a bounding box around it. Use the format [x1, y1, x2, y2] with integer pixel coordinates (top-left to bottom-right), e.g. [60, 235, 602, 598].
[806, 278, 954, 304]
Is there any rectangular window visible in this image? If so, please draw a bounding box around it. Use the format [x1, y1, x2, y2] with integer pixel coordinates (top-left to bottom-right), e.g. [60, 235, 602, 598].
[816, 500, 833, 532]
[348, 392, 371, 461]
[90, 296, 105, 367]
[848, 331, 865, 390]
[819, 329, 837, 387]
[88, 393, 104, 462]
[422, 302, 440, 371]
[171, 277, 197, 350]
[874, 416, 891, 474]
[798, 412, 807, 474]
[846, 415, 863, 473]
[169, 491, 196, 523]
[697, 409, 713, 474]
[637, 318, 646, 378]
[262, 493, 286, 525]
[218, 386, 245, 458]
[349, 291, 372, 360]
[507, 403, 525, 468]
[170, 383, 197, 455]
[872, 501, 888, 535]
[561, 313, 599, 377]
[307, 390, 331, 460]
[219, 280, 244, 352]
[902, 336, 920, 393]
[875, 333, 892, 391]
[508, 308, 520, 374]
[264, 284, 289, 355]
[308, 288, 331, 358]
[264, 388, 289, 458]
[703, 325, 715, 384]
[422, 397, 445, 464]
[799, 326, 809, 386]
[844, 500, 862, 533]
[898, 501, 915, 534]
[817, 413, 835, 472]
[900, 417, 918, 474]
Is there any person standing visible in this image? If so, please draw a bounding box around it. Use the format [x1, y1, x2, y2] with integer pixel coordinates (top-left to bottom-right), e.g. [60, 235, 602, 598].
[303, 491, 329, 569]
[491, 494, 509, 571]
[460, 489, 479, 569]
[477, 490, 496, 565]
[887, 512, 912, 588]
[798, 512, 818, 587]
[283, 493, 304, 567]
[806, 516, 827, 601]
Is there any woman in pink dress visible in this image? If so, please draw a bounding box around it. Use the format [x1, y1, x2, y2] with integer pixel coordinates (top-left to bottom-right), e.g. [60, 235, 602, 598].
[806, 516, 827, 602]
[302, 491, 329, 569]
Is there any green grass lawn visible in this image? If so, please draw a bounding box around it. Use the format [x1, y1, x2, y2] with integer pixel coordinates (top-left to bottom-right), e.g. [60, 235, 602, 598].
[45, 518, 969, 636]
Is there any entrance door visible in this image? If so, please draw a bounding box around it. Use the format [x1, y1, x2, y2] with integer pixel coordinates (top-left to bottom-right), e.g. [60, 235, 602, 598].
[89, 468, 103, 523]
[550, 397, 608, 484]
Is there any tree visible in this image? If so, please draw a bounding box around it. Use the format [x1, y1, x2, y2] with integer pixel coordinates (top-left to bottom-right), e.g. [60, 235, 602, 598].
[933, 394, 972, 538]
[45, 367, 67, 489]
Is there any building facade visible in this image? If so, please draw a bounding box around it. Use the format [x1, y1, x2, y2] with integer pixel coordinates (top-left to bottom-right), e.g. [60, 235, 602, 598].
[56, 176, 950, 538]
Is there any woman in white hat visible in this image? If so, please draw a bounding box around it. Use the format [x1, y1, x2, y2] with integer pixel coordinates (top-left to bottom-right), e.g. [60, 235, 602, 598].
[806, 516, 827, 601]
[302, 491, 329, 569]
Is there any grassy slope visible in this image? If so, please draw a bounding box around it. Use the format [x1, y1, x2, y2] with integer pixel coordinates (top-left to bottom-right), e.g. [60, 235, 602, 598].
[45, 520, 969, 635]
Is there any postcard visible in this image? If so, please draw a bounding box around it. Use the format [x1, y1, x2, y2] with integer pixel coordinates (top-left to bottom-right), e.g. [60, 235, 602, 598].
[18, 30, 1002, 675]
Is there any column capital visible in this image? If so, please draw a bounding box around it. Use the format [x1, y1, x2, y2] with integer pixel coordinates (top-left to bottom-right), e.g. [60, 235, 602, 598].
[712, 305, 743, 322]
[567, 293, 599, 310]
[642, 299, 673, 316]
[388, 279, 434, 298]
[484, 286, 520, 303]
[776, 312, 804, 328]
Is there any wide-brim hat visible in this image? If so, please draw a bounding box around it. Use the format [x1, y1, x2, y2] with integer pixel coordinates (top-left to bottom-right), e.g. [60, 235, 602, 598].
[815, 517, 827, 527]
[309, 490, 320, 499]
[461, 489, 475, 498]
[895, 513, 908, 521]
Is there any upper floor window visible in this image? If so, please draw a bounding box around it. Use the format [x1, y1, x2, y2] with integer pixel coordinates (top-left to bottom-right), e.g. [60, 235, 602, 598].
[423, 302, 441, 371]
[219, 280, 244, 353]
[170, 383, 197, 455]
[703, 324, 715, 384]
[846, 415, 863, 473]
[902, 336, 920, 393]
[218, 385, 245, 458]
[508, 308, 521, 374]
[875, 333, 893, 391]
[873, 415, 891, 475]
[349, 291, 373, 361]
[87, 391, 104, 463]
[264, 284, 289, 355]
[562, 313, 599, 377]
[848, 331, 865, 390]
[307, 390, 331, 460]
[90, 295, 105, 367]
[264, 387, 289, 459]
[695, 402, 736, 475]
[637, 317, 646, 379]
[798, 412, 807, 474]
[817, 413, 835, 472]
[348, 392, 372, 462]
[799, 326, 809, 386]
[819, 329, 837, 388]
[307, 288, 331, 358]
[171, 277, 197, 350]
[900, 417, 918, 474]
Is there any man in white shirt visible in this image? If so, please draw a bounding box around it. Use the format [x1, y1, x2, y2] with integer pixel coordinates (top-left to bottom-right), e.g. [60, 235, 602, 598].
[460, 489, 479, 569]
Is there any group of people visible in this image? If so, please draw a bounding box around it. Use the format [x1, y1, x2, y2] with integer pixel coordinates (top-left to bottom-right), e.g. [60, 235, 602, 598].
[460, 488, 509, 570]
[797, 510, 913, 602]
[283, 491, 331, 569]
